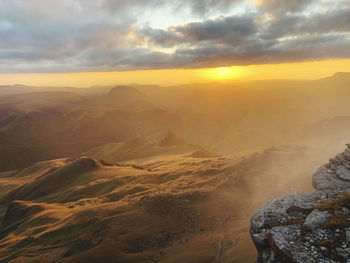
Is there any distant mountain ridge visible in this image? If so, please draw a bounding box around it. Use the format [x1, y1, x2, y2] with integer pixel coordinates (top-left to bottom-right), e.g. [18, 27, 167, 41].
[331, 72, 350, 78]
[108, 85, 144, 96]
[321, 72, 350, 82]
[0, 74, 349, 171]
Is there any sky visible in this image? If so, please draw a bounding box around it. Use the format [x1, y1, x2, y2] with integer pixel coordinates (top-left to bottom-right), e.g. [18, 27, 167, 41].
[0, 0, 349, 86]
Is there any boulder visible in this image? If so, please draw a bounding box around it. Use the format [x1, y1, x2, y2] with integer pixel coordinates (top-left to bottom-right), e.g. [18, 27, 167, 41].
[303, 211, 330, 231]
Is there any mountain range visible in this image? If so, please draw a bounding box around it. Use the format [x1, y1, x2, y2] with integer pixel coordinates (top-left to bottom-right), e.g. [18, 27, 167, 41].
[0, 73, 350, 262]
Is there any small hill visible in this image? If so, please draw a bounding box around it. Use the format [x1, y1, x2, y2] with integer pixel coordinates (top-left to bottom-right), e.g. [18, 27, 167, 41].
[108, 85, 145, 97]
[95, 85, 155, 111]
[5, 157, 101, 202]
[159, 130, 187, 147]
[188, 149, 213, 158]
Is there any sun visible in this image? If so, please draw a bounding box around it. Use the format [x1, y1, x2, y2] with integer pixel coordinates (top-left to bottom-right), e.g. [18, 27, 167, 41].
[217, 67, 231, 76]
[213, 67, 236, 79]
[200, 66, 241, 81]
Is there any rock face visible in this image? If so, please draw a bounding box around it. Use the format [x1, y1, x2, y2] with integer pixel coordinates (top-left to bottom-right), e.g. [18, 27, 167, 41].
[250, 145, 350, 263]
[313, 146, 350, 190]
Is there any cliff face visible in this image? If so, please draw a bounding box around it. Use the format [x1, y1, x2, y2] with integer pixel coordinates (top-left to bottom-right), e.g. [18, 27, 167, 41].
[250, 145, 350, 263]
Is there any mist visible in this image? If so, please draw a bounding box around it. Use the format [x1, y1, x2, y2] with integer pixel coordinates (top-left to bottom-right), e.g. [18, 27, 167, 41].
[0, 73, 350, 262]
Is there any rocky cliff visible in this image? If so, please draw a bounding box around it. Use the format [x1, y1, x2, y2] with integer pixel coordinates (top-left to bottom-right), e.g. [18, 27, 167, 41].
[250, 145, 350, 263]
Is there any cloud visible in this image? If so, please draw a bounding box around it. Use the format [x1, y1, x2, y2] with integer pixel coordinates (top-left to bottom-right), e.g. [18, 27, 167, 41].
[174, 0, 243, 16]
[262, 7, 350, 40]
[256, 0, 314, 16]
[0, 0, 349, 73]
[137, 15, 257, 47]
[101, 0, 243, 16]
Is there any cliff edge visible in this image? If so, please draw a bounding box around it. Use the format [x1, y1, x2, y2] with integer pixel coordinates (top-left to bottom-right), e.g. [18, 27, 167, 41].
[250, 145, 350, 263]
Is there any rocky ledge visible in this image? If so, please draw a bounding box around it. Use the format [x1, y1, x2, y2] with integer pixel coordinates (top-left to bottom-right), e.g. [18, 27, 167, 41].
[250, 145, 350, 263]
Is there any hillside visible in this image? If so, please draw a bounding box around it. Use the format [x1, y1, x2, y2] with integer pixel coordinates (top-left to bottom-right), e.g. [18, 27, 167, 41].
[84, 130, 212, 163]
[0, 74, 350, 262]
[0, 75, 350, 171]
[0, 145, 318, 263]
[0, 86, 180, 171]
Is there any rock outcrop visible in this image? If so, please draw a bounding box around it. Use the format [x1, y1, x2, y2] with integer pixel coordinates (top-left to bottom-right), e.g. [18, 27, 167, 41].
[313, 145, 350, 190]
[251, 145, 350, 263]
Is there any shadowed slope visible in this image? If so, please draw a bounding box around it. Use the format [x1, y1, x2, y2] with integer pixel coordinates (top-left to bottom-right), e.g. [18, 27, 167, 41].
[0, 87, 180, 171]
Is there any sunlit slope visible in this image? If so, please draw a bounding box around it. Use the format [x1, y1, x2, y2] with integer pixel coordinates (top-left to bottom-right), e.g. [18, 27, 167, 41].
[0, 144, 319, 263]
[84, 130, 213, 163]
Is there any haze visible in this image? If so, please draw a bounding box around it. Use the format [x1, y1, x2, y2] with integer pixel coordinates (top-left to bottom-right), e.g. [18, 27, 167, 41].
[0, 0, 350, 263]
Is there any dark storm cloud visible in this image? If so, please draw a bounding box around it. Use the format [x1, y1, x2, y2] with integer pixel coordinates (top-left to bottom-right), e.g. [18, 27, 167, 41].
[0, 0, 349, 72]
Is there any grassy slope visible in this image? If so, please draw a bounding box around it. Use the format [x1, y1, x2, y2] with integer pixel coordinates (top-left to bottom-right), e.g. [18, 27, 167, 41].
[0, 144, 317, 263]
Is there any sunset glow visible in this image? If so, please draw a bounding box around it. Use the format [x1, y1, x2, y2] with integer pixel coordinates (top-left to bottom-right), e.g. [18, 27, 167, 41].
[1, 1, 350, 262]
[214, 67, 237, 79]
[0, 0, 348, 86]
[1, 59, 349, 87]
